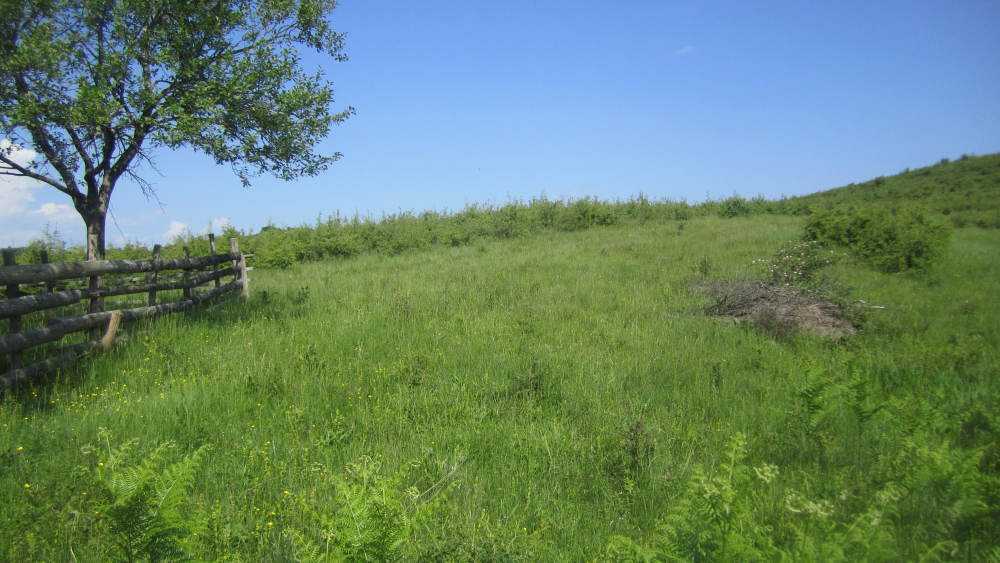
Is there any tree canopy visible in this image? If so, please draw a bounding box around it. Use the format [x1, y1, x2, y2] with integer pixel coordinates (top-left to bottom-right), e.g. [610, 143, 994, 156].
[0, 0, 351, 258]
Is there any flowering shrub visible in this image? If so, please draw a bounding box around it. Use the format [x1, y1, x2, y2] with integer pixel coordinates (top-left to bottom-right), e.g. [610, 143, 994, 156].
[755, 240, 834, 285]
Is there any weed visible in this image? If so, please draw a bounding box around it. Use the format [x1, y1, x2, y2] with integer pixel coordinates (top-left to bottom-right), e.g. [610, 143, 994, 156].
[292, 286, 311, 306]
[602, 418, 656, 484]
[694, 256, 713, 277]
[507, 358, 560, 407]
[621, 419, 655, 480]
[710, 362, 723, 390]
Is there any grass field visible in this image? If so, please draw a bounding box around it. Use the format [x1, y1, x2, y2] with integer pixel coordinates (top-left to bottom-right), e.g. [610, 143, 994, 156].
[789, 153, 1000, 229]
[2, 210, 998, 559]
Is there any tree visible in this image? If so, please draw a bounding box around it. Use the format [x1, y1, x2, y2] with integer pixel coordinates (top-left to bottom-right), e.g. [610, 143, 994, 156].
[0, 0, 351, 259]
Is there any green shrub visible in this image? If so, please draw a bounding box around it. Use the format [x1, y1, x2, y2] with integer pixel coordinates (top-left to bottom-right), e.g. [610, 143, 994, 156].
[719, 196, 753, 218]
[556, 198, 619, 231]
[804, 205, 951, 272]
[252, 228, 309, 269]
[490, 204, 527, 238]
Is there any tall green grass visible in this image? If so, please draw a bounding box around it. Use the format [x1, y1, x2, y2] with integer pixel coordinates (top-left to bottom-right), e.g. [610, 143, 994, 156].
[2, 215, 997, 559]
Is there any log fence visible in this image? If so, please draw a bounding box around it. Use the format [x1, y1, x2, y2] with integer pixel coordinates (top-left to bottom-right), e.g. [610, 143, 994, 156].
[0, 237, 249, 390]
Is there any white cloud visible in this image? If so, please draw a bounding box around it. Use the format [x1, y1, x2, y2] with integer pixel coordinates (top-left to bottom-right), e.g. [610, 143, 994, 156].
[0, 141, 41, 217]
[164, 220, 189, 241]
[0, 140, 83, 246]
[35, 202, 77, 223]
[674, 45, 695, 56]
[0, 181, 36, 216]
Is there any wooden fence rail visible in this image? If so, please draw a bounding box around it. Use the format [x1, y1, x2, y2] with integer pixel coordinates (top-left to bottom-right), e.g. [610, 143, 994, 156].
[0, 235, 248, 390]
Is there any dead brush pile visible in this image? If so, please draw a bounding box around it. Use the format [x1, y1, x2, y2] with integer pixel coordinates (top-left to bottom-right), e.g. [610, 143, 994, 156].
[703, 280, 856, 339]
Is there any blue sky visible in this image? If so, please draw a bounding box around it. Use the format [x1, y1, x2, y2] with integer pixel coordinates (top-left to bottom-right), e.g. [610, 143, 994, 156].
[3, 0, 999, 246]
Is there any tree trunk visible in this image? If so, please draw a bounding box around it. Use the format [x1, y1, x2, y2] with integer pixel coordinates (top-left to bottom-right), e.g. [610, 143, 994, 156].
[82, 208, 107, 339]
[84, 210, 107, 261]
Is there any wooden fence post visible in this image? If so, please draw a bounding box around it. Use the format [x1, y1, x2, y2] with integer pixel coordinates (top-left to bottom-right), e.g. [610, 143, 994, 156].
[209, 234, 221, 288]
[182, 246, 193, 300]
[88, 254, 103, 340]
[147, 244, 161, 306]
[40, 250, 55, 293]
[230, 238, 249, 298]
[3, 249, 21, 370]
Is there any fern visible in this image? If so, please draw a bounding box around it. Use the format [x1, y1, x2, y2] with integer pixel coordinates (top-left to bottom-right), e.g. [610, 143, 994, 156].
[605, 425, 993, 562]
[94, 430, 210, 562]
[847, 371, 882, 426]
[619, 433, 780, 561]
[280, 452, 465, 561]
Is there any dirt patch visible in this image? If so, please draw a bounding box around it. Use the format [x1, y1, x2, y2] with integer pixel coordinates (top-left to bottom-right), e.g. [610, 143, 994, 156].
[701, 281, 856, 340]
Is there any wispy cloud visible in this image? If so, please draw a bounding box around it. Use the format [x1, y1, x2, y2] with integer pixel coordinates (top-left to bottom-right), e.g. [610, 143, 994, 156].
[1, 139, 87, 245]
[0, 140, 40, 217]
[164, 220, 189, 241]
[35, 202, 77, 223]
[674, 45, 695, 56]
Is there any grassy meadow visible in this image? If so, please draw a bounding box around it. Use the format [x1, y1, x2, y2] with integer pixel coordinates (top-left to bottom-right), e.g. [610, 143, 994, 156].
[0, 155, 998, 560]
[2, 206, 999, 559]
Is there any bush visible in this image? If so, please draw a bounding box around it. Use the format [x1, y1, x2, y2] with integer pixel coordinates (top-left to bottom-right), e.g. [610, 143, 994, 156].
[756, 240, 835, 285]
[719, 196, 752, 218]
[804, 205, 951, 272]
[252, 228, 309, 269]
[556, 198, 619, 231]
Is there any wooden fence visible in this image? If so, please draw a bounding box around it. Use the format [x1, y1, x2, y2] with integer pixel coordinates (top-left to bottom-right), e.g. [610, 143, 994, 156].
[0, 234, 249, 390]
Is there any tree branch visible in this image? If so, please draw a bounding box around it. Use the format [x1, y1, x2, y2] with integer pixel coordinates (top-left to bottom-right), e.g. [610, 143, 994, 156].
[0, 154, 80, 201]
[64, 125, 96, 176]
[109, 122, 151, 186]
[11, 73, 84, 196]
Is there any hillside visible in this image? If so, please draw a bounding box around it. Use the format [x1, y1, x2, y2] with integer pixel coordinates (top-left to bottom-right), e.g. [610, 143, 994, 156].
[788, 153, 1000, 228]
[14, 154, 1000, 272]
[3, 208, 999, 558]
